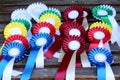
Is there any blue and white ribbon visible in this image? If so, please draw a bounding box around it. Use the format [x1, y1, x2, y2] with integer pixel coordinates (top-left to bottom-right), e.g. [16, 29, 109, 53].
[21, 33, 53, 80]
[0, 42, 26, 80]
[88, 48, 115, 80]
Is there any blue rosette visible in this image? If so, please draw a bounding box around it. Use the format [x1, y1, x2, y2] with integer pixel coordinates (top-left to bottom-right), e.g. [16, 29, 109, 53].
[88, 48, 113, 80]
[21, 33, 53, 80]
[0, 42, 26, 79]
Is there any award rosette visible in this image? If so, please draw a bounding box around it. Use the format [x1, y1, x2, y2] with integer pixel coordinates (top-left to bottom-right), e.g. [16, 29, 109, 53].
[88, 48, 115, 80]
[0, 42, 26, 80]
[21, 33, 53, 80]
[39, 11, 61, 30]
[4, 22, 27, 39]
[55, 36, 86, 80]
[11, 8, 32, 21]
[32, 22, 56, 37]
[63, 6, 83, 24]
[27, 2, 48, 22]
[63, 21, 86, 38]
[11, 18, 32, 31]
[92, 5, 120, 47]
[88, 27, 111, 51]
[4, 35, 29, 50]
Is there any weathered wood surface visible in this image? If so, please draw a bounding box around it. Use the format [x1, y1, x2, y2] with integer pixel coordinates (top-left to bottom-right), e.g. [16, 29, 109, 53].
[0, 0, 120, 80]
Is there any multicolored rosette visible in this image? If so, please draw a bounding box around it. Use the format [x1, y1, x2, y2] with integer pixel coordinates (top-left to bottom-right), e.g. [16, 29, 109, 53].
[11, 18, 32, 31]
[4, 35, 29, 50]
[88, 48, 115, 80]
[82, 7, 92, 31]
[63, 21, 86, 38]
[27, 2, 48, 22]
[90, 22, 112, 33]
[55, 36, 86, 80]
[0, 42, 26, 80]
[63, 6, 83, 24]
[11, 8, 32, 21]
[32, 22, 56, 37]
[39, 10, 61, 30]
[21, 33, 53, 80]
[4, 22, 27, 39]
[92, 5, 120, 47]
[88, 25, 111, 51]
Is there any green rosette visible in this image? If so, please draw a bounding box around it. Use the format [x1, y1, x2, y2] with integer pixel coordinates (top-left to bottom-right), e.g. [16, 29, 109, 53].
[39, 9, 60, 19]
[92, 5, 114, 27]
[11, 18, 31, 31]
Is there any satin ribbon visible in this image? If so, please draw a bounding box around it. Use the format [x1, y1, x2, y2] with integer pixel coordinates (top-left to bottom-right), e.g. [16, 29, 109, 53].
[88, 27, 111, 51]
[82, 7, 92, 31]
[27, 2, 48, 22]
[88, 48, 115, 80]
[55, 36, 86, 80]
[21, 33, 53, 80]
[63, 6, 83, 24]
[0, 42, 26, 80]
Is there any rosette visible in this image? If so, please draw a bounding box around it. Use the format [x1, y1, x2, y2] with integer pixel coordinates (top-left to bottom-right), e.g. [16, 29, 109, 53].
[32, 22, 56, 37]
[63, 6, 83, 24]
[55, 36, 86, 80]
[39, 12, 61, 30]
[21, 33, 53, 80]
[0, 42, 26, 80]
[88, 48, 115, 80]
[4, 22, 27, 39]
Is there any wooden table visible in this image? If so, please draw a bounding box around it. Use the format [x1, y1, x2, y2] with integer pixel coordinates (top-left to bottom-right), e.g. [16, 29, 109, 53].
[0, 0, 120, 80]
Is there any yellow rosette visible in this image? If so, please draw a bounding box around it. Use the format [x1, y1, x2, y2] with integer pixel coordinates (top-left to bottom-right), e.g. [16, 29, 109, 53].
[90, 22, 112, 33]
[4, 22, 27, 39]
[39, 13, 61, 30]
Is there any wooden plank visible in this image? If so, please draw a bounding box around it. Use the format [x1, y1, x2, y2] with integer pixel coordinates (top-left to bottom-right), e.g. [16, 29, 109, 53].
[12, 66, 120, 80]
[0, 0, 120, 6]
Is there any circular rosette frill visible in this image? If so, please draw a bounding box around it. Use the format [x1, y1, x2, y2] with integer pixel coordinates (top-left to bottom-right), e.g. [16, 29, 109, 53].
[32, 22, 55, 37]
[88, 48, 113, 66]
[62, 36, 86, 55]
[2, 42, 26, 62]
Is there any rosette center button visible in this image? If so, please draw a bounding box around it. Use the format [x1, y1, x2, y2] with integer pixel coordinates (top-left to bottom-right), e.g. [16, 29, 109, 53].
[94, 31, 105, 40]
[97, 10, 108, 16]
[68, 10, 79, 19]
[68, 40, 80, 50]
[94, 53, 107, 62]
[36, 38, 47, 46]
[8, 48, 20, 57]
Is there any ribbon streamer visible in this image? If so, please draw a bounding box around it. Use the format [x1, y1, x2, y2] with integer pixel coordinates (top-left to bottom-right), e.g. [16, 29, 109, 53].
[21, 33, 53, 80]
[88, 48, 115, 80]
[55, 36, 86, 80]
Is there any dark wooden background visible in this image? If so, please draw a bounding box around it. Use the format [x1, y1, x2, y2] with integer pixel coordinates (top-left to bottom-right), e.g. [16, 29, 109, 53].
[0, 0, 120, 80]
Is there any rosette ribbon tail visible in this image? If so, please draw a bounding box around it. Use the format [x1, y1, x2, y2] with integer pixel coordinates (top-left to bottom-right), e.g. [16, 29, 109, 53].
[21, 50, 38, 80]
[0, 56, 12, 79]
[88, 43, 99, 51]
[97, 64, 106, 80]
[55, 53, 73, 80]
[44, 36, 63, 58]
[108, 16, 120, 47]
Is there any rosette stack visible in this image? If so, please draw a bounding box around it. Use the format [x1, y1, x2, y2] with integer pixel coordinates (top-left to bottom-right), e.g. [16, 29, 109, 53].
[0, 8, 31, 80]
[92, 5, 120, 47]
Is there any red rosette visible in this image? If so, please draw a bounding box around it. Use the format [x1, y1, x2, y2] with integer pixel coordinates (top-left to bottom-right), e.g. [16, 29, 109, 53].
[62, 36, 86, 55]
[32, 22, 56, 37]
[4, 34, 29, 50]
[55, 36, 86, 80]
[82, 7, 92, 19]
[63, 22, 86, 39]
[88, 27, 111, 43]
[63, 6, 83, 24]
